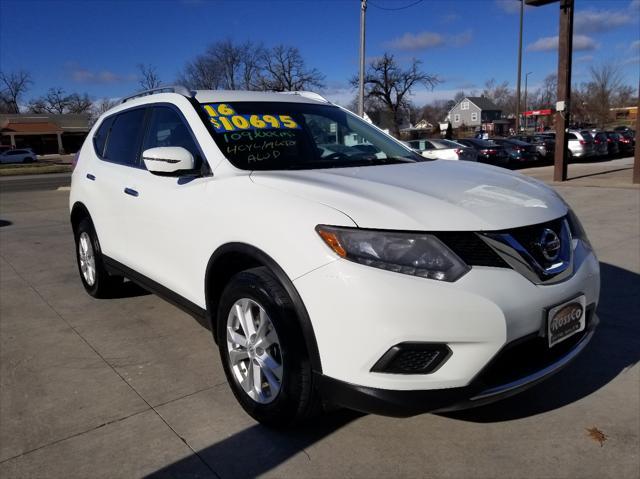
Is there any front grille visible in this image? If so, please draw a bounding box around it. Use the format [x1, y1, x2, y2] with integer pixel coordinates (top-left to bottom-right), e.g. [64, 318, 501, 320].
[476, 304, 595, 389]
[436, 232, 509, 268]
[508, 217, 565, 269]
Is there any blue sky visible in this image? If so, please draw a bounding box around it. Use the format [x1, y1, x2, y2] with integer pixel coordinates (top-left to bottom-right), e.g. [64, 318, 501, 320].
[1, 0, 638, 107]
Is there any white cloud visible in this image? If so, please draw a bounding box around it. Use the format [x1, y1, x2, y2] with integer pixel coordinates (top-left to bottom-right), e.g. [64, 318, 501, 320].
[450, 30, 473, 47]
[441, 12, 460, 23]
[621, 55, 640, 66]
[631, 40, 640, 51]
[630, 0, 640, 11]
[386, 32, 444, 51]
[495, 0, 520, 14]
[574, 9, 635, 34]
[527, 35, 598, 52]
[386, 30, 473, 51]
[576, 55, 594, 63]
[67, 64, 136, 85]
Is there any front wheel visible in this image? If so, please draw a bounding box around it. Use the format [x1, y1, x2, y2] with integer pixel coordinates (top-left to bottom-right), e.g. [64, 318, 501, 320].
[75, 218, 123, 298]
[217, 267, 320, 427]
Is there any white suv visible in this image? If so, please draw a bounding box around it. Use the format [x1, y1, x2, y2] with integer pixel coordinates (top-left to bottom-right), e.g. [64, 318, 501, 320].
[70, 87, 600, 426]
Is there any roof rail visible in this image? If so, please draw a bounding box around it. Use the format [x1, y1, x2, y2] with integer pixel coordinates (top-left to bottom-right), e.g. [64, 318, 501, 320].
[278, 91, 331, 103]
[120, 85, 193, 104]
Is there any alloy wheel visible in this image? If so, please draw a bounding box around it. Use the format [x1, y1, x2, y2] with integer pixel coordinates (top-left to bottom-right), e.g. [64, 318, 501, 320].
[226, 298, 283, 404]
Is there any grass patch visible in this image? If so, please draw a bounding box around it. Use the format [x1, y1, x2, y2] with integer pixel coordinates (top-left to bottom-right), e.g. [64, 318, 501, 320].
[0, 163, 72, 176]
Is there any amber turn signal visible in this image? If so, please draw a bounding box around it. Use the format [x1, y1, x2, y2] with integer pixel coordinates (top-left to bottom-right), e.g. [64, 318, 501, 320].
[316, 227, 347, 258]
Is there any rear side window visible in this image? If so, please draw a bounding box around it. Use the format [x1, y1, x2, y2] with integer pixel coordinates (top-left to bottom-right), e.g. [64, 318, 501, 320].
[93, 116, 114, 157]
[104, 108, 146, 166]
[142, 107, 201, 167]
[567, 133, 577, 140]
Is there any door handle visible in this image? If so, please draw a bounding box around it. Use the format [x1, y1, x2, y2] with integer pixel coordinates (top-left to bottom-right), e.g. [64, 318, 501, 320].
[124, 187, 139, 197]
[86, 173, 96, 181]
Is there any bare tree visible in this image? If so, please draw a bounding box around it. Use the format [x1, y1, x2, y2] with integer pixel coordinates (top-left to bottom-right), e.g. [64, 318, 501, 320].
[351, 53, 440, 136]
[178, 40, 322, 92]
[90, 98, 119, 124]
[482, 79, 515, 114]
[531, 73, 557, 109]
[238, 41, 265, 90]
[453, 91, 466, 103]
[138, 64, 162, 90]
[66, 93, 93, 114]
[177, 53, 222, 90]
[0, 70, 32, 113]
[584, 63, 623, 128]
[259, 45, 325, 92]
[421, 99, 450, 125]
[27, 88, 93, 115]
[28, 88, 69, 114]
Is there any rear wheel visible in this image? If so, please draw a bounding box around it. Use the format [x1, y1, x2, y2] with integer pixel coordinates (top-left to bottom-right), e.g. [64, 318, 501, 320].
[217, 267, 320, 427]
[75, 218, 123, 298]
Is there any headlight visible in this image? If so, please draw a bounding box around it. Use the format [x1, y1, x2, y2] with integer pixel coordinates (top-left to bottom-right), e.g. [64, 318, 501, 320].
[316, 225, 470, 282]
[566, 208, 592, 249]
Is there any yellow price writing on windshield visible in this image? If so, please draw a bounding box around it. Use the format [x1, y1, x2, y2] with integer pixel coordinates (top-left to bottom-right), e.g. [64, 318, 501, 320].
[205, 107, 301, 133]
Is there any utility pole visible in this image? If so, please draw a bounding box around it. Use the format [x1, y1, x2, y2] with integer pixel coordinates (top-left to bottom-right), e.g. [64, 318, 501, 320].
[634, 80, 639, 184]
[553, 0, 574, 182]
[524, 71, 532, 130]
[358, 0, 367, 117]
[515, 0, 524, 132]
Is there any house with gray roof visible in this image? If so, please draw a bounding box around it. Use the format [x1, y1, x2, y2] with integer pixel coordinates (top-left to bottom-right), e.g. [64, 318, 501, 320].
[447, 96, 502, 129]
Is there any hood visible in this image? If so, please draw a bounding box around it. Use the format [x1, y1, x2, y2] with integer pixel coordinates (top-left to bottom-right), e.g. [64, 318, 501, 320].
[250, 160, 567, 231]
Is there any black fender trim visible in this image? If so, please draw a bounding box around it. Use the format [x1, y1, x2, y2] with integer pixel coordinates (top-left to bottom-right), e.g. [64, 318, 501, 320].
[205, 243, 323, 374]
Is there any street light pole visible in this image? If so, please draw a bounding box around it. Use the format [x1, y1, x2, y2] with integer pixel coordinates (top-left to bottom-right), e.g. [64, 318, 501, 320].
[358, 0, 367, 117]
[515, 0, 524, 132]
[524, 71, 532, 130]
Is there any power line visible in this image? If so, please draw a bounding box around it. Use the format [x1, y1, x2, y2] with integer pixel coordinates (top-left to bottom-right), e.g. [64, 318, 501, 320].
[368, 0, 423, 11]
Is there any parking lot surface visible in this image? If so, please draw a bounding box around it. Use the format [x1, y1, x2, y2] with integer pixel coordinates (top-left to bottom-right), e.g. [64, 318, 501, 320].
[0, 164, 639, 478]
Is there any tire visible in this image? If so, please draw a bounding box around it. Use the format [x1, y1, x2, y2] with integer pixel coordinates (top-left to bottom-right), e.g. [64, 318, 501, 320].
[217, 267, 320, 427]
[75, 218, 123, 298]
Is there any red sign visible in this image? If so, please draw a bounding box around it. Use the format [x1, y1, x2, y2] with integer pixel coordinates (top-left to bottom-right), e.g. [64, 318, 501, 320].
[524, 109, 553, 117]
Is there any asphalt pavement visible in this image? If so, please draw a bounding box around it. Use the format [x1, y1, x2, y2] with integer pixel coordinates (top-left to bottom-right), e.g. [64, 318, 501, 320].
[0, 160, 638, 478]
[0, 173, 71, 193]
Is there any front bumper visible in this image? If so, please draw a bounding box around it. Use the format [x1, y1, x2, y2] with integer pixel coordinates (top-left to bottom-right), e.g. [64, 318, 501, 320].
[315, 318, 596, 416]
[294, 243, 600, 394]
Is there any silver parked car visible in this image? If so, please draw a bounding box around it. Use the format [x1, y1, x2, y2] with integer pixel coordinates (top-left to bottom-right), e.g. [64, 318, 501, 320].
[567, 130, 594, 159]
[0, 148, 37, 164]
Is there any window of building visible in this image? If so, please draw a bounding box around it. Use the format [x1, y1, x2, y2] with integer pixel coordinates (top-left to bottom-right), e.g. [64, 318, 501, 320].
[454, 114, 460, 123]
[471, 112, 478, 121]
[461, 101, 469, 110]
[104, 108, 147, 166]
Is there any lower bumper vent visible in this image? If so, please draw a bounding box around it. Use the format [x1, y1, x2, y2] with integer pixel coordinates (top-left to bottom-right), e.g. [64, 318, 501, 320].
[371, 343, 451, 374]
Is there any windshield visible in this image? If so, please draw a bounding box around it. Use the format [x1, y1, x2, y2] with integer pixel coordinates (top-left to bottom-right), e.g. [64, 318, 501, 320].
[200, 101, 424, 170]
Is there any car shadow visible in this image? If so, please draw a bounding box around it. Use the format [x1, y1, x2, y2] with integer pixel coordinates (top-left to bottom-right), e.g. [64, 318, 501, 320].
[143, 263, 638, 477]
[116, 280, 152, 298]
[145, 408, 362, 478]
[442, 262, 640, 423]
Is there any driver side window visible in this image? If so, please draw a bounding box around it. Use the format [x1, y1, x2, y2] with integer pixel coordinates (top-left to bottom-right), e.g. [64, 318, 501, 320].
[142, 106, 201, 168]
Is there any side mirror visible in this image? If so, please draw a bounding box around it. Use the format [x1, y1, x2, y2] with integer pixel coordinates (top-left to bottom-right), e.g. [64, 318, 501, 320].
[142, 147, 195, 175]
